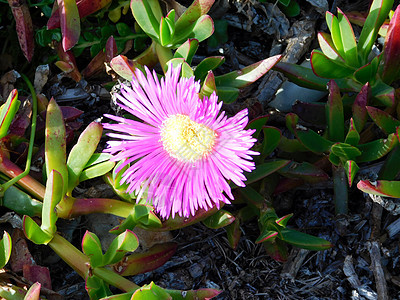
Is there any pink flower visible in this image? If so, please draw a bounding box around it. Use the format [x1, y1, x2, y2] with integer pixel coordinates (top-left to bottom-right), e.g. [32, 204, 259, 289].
[103, 65, 258, 218]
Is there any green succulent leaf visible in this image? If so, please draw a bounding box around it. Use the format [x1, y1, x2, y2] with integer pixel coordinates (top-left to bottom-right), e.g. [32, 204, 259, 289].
[79, 161, 116, 182]
[194, 56, 225, 82]
[318, 32, 345, 62]
[353, 55, 379, 84]
[103, 230, 139, 265]
[331, 143, 362, 161]
[371, 79, 395, 107]
[256, 230, 278, 244]
[82, 231, 104, 268]
[357, 133, 398, 162]
[345, 160, 359, 187]
[278, 161, 329, 183]
[261, 126, 282, 158]
[337, 8, 358, 67]
[0, 89, 20, 139]
[345, 118, 360, 146]
[24, 282, 41, 300]
[86, 275, 111, 300]
[358, 0, 394, 63]
[286, 113, 333, 153]
[311, 50, 354, 79]
[366, 106, 400, 134]
[0, 232, 11, 269]
[357, 179, 400, 198]
[23, 216, 53, 245]
[326, 80, 344, 142]
[173, 39, 199, 64]
[280, 228, 333, 250]
[67, 122, 103, 194]
[378, 146, 400, 180]
[130, 0, 163, 41]
[326, 11, 345, 57]
[202, 210, 235, 229]
[246, 115, 269, 139]
[41, 170, 63, 236]
[199, 71, 217, 99]
[240, 160, 290, 186]
[215, 55, 281, 88]
[45, 98, 68, 196]
[131, 282, 171, 300]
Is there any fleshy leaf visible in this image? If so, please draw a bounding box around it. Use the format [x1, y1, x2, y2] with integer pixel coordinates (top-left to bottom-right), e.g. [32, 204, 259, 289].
[82, 231, 104, 268]
[278, 161, 329, 183]
[194, 56, 225, 81]
[246, 115, 269, 139]
[345, 118, 360, 146]
[112, 242, 177, 276]
[371, 79, 395, 107]
[318, 32, 345, 62]
[215, 55, 281, 88]
[345, 160, 359, 187]
[378, 145, 400, 180]
[0, 89, 20, 139]
[0, 232, 12, 269]
[353, 55, 379, 84]
[381, 5, 400, 84]
[67, 122, 103, 194]
[110, 55, 143, 81]
[310, 50, 354, 78]
[41, 170, 63, 236]
[326, 80, 344, 142]
[261, 126, 281, 158]
[131, 282, 171, 300]
[281, 228, 332, 250]
[202, 210, 235, 229]
[130, 0, 163, 41]
[24, 282, 41, 300]
[174, 39, 199, 64]
[7, 0, 34, 61]
[103, 230, 139, 265]
[337, 8, 358, 67]
[357, 133, 398, 162]
[58, 0, 80, 51]
[357, 179, 400, 198]
[352, 83, 369, 132]
[45, 98, 68, 196]
[286, 113, 333, 153]
[256, 230, 278, 244]
[331, 143, 362, 161]
[239, 160, 290, 186]
[326, 11, 345, 58]
[78, 160, 116, 182]
[357, 0, 394, 63]
[23, 216, 53, 245]
[367, 106, 400, 134]
[199, 71, 217, 99]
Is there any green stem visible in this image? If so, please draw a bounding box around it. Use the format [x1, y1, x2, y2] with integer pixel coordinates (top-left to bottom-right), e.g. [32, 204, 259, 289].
[93, 267, 139, 292]
[333, 164, 348, 215]
[155, 42, 173, 74]
[49, 233, 139, 292]
[1, 74, 37, 193]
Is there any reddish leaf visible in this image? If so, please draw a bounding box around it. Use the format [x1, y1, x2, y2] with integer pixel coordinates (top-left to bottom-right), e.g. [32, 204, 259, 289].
[58, 0, 80, 51]
[56, 42, 82, 82]
[23, 265, 52, 290]
[112, 243, 177, 276]
[352, 83, 369, 132]
[381, 5, 400, 84]
[48, 0, 112, 29]
[81, 50, 106, 78]
[105, 36, 117, 63]
[7, 0, 34, 61]
[110, 55, 142, 81]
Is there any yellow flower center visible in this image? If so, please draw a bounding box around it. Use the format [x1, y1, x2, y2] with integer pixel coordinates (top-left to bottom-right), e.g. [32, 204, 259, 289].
[160, 114, 216, 163]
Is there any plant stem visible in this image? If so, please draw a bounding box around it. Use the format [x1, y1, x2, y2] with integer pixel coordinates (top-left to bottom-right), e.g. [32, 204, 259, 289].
[333, 164, 348, 215]
[155, 42, 173, 73]
[49, 233, 139, 292]
[59, 197, 134, 219]
[0, 153, 45, 200]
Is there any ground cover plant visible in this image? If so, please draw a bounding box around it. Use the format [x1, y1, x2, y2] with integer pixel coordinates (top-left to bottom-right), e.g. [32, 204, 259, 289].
[1, 0, 400, 298]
